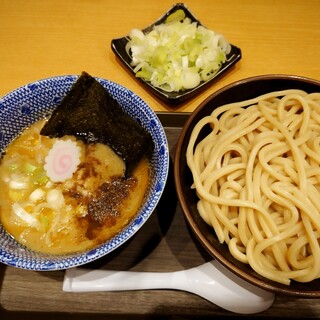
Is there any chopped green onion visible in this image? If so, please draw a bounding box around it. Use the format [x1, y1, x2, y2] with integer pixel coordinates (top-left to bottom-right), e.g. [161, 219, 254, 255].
[29, 188, 45, 202]
[32, 167, 49, 186]
[127, 11, 231, 92]
[165, 9, 185, 23]
[22, 162, 38, 175]
[9, 189, 25, 202]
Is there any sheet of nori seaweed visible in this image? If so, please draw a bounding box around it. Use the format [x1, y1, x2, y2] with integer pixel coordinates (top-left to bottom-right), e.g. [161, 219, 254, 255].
[40, 72, 154, 175]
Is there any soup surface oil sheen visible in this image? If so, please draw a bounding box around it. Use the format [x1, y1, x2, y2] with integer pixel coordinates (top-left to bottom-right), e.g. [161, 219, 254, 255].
[0, 119, 150, 254]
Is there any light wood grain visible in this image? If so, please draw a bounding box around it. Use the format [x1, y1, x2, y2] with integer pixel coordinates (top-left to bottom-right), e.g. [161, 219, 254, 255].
[0, 0, 319, 113]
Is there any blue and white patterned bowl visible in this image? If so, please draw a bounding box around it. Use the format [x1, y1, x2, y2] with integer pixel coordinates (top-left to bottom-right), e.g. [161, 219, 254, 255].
[0, 75, 169, 271]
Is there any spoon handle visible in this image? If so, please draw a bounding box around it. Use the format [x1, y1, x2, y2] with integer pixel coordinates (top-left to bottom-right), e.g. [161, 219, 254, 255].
[63, 261, 275, 314]
[63, 267, 181, 292]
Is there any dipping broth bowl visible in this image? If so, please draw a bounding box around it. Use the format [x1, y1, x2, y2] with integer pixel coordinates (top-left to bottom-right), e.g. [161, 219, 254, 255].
[0, 75, 169, 271]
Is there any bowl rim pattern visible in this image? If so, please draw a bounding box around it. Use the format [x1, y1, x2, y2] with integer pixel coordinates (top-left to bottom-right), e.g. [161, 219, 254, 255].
[0, 74, 169, 271]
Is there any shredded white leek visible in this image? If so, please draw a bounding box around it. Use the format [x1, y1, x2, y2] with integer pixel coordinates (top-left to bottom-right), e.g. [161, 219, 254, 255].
[12, 203, 40, 229]
[29, 188, 45, 202]
[46, 189, 65, 208]
[126, 10, 231, 92]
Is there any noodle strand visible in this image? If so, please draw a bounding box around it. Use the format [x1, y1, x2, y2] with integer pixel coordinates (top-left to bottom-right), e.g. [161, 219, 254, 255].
[187, 90, 320, 284]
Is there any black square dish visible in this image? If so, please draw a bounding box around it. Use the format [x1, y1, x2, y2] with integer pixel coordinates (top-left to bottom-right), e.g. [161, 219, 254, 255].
[111, 3, 242, 104]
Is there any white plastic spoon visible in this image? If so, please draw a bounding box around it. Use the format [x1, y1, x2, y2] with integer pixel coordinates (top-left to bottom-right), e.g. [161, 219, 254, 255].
[63, 259, 275, 314]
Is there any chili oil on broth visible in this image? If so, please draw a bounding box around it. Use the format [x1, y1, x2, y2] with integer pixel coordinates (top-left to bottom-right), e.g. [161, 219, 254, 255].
[0, 119, 150, 254]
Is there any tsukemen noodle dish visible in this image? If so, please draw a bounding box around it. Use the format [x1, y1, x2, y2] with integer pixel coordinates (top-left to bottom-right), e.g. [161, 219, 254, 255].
[0, 72, 154, 255]
[187, 89, 320, 285]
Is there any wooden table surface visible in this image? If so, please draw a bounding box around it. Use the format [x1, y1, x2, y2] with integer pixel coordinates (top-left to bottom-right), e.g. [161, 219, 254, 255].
[0, 0, 320, 319]
[1, 0, 320, 113]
